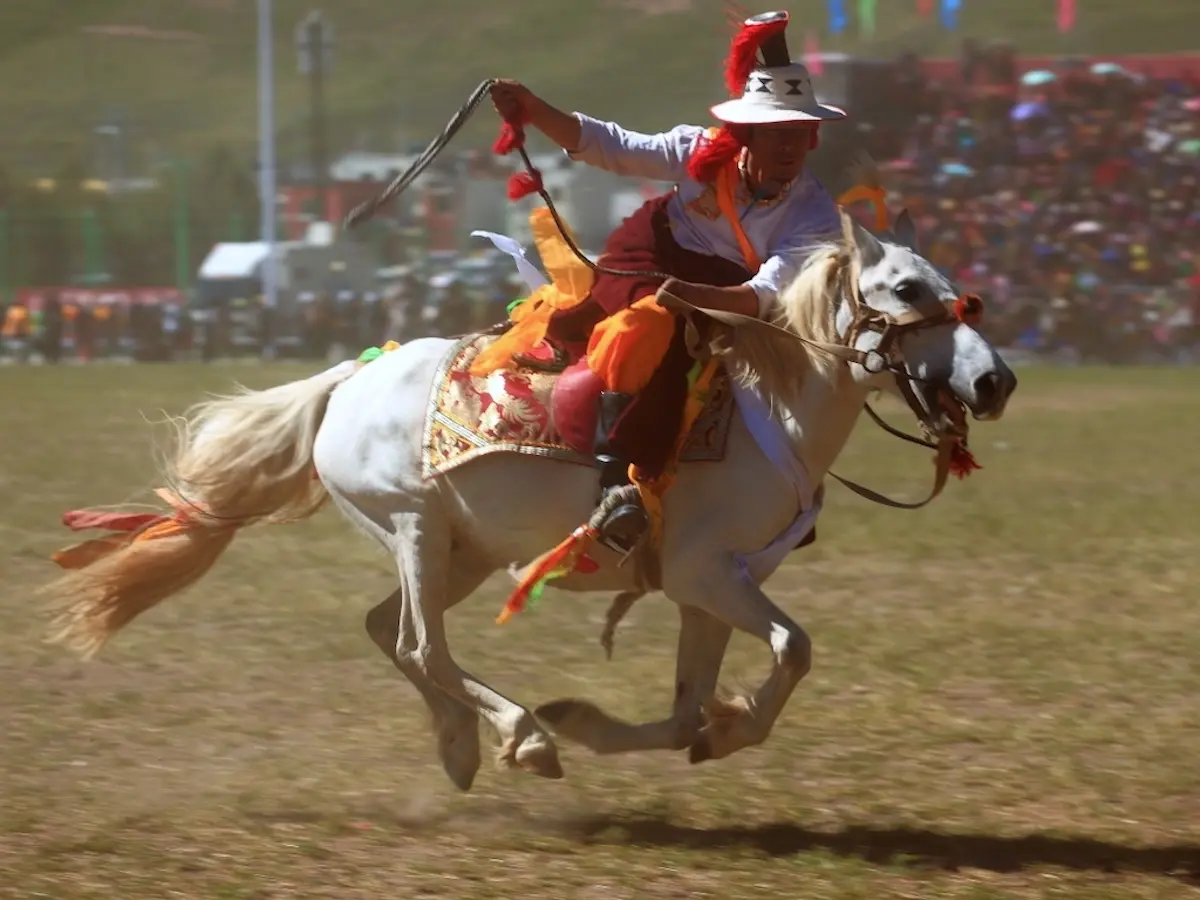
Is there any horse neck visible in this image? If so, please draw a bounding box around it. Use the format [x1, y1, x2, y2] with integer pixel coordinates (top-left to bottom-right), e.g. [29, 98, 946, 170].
[769, 367, 871, 485]
[744, 283, 872, 484]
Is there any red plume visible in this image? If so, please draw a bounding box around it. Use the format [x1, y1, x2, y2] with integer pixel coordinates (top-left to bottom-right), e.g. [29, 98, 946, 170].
[724, 14, 789, 96]
[686, 126, 747, 183]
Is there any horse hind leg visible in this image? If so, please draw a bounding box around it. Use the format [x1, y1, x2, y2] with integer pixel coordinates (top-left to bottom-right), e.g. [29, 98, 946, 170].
[365, 561, 489, 792]
[390, 509, 564, 782]
[537, 604, 731, 756]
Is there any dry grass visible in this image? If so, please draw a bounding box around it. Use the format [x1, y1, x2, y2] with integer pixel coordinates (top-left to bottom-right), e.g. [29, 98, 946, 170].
[2, 361, 1199, 899]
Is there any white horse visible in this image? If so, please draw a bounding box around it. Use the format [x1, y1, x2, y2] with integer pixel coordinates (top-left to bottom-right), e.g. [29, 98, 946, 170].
[43, 212, 1016, 792]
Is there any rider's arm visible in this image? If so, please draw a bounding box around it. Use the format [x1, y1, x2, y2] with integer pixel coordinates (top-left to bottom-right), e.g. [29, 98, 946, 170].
[658, 192, 843, 320]
[560, 114, 704, 182]
[744, 190, 844, 317]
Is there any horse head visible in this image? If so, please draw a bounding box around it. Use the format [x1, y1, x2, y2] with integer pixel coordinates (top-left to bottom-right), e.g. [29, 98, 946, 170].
[836, 209, 1017, 435]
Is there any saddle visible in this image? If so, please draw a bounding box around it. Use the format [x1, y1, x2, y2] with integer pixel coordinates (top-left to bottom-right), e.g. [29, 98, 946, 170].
[420, 334, 734, 482]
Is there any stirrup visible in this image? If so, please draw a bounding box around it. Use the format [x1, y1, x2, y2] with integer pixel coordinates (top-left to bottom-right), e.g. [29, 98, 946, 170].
[589, 483, 649, 556]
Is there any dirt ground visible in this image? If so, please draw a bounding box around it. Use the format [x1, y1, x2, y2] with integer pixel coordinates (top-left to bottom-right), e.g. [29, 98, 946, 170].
[2, 362, 1198, 899]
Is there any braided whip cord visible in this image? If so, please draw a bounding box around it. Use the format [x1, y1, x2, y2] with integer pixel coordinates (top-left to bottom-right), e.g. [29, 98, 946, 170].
[342, 79, 668, 280]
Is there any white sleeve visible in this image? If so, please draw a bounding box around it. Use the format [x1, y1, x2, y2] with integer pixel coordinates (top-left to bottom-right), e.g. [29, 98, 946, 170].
[746, 189, 844, 318]
[565, 113, 706, 182]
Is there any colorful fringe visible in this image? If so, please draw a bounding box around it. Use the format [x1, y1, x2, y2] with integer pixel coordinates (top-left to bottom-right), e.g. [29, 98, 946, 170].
[496, 525, 600, 624]
[52, 488, 207, 570]
[356, 340, 401, 365]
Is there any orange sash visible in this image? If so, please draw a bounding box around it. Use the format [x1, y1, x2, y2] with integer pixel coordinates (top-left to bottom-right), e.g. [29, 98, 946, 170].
[706, 127, 762, 275]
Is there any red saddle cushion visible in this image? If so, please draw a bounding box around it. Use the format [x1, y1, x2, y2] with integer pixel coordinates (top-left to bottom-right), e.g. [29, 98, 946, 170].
[550, 358, 605, 455]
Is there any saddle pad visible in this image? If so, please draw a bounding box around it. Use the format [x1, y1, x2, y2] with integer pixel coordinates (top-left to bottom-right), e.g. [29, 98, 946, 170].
[421, 334, 735, 479]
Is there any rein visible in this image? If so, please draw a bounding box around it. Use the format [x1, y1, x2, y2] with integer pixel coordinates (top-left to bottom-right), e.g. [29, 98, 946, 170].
[342, 80, 975, 511]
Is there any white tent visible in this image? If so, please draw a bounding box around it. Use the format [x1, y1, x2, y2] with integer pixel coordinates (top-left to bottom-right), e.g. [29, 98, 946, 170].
[198, 242, 272, 280]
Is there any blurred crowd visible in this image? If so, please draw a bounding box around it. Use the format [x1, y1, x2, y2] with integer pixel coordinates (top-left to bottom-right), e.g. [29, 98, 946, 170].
[857, 50, 1198, 360]
[3, 48, 1198, 365]
[1, 275, 518, 364]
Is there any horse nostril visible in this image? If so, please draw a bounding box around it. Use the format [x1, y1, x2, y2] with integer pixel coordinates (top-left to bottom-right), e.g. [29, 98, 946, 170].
[972, 371, 1001, 410]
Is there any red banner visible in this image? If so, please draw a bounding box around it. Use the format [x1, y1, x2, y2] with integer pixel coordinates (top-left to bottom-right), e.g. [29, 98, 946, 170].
[16, 287, 185, 311]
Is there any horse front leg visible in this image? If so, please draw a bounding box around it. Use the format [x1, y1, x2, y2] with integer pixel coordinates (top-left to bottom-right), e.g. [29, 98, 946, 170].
[390, 509, 563, 783]
[536, 604, 732, 755]
[664, 557, 813, 763]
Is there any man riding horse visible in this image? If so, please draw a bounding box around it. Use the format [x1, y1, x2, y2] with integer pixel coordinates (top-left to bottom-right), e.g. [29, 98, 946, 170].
[488, 10, 847, 553]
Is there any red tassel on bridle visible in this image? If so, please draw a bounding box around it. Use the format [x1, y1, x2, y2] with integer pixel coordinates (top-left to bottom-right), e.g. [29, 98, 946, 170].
[954, 293, 984, 326]
[949, 441, 982, 479]
[949, 292, 985, 479]
[491, 95, 545, 202]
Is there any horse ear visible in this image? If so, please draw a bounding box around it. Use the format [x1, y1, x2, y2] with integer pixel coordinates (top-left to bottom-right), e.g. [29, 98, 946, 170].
[892, 208, 919, 252]
[849, 217, 885, 267]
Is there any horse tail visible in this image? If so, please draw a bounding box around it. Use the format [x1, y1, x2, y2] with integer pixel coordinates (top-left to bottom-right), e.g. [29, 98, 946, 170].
[44, 360, 361, 657]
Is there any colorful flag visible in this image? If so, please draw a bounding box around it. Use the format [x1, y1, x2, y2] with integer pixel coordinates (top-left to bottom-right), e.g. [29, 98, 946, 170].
[859, 0, 877, 35]
[940, 0, 961, 30]
[828, 0, 848, 34]
[805, 29, 824, 75]
[1057, 0, 1076, 32]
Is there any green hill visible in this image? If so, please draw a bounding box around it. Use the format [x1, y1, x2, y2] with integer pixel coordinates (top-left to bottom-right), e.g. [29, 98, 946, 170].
[0, 0, 1196, 171]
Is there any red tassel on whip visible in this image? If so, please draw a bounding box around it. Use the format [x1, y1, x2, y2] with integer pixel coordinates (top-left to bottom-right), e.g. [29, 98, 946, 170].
[507, 170, 543, 201]
[491, 91, 545, 204]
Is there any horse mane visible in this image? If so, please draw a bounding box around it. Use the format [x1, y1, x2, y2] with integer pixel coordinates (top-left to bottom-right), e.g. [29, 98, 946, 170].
[728, 238, 851, 405]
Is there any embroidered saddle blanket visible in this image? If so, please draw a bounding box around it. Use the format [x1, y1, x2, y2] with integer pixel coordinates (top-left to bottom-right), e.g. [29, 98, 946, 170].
[421, 334, 736, 479]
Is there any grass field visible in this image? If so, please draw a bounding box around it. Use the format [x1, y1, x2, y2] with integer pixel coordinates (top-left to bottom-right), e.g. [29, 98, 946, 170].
[2, 361, 1200, 899]
[3, 0, 1199, 167]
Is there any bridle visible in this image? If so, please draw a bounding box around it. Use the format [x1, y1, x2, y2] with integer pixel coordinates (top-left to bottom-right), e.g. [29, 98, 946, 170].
[660, 209, 985, 510]
[343, 79, 984, 512]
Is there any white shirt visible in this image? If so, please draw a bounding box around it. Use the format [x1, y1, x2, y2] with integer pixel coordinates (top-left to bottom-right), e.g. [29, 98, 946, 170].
[567, 113, 843, 317]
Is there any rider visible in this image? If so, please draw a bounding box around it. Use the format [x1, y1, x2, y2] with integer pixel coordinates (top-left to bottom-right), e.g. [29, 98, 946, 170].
[488, 10, 847, 552]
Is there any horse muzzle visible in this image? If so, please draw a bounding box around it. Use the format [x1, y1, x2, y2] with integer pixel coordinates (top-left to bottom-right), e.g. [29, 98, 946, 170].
[965, 367, 1018, 421]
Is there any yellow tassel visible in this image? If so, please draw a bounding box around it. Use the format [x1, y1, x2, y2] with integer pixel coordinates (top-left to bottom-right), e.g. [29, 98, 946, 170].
[837, 184, 890, 232]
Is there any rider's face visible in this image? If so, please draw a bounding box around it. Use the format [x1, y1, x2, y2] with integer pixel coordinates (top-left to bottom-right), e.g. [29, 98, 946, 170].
[744, 122, 820, 187]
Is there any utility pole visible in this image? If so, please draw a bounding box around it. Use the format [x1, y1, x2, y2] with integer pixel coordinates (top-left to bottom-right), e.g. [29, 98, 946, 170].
[172, 159, 190, 293]
[258, 0, 279, 356]
[0, 210, 9, 303]
[296, 11, 334, 223]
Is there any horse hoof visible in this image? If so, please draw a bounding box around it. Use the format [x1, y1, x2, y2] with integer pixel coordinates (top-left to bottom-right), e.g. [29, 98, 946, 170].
[688, 736, 714, 765]
[443, 760, 477, 792]
[516, 738, 564, 780]
[440, 742, 480, 792]
[438, 724, 481, 792]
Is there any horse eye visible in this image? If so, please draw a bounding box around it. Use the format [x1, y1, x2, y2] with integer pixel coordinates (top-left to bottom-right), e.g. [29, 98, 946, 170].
[895, 283, 920, 303]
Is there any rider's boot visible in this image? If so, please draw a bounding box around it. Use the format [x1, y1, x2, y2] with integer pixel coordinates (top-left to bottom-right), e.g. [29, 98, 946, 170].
[591, 391, 650, 554]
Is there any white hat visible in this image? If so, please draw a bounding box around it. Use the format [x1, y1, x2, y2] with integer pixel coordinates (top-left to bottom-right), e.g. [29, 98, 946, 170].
[710, 11, 846, 125]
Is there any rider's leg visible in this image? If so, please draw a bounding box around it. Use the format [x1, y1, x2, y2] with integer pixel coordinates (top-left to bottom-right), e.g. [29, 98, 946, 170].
[585, 297, 679, 551]
[512, 297, 606, 372]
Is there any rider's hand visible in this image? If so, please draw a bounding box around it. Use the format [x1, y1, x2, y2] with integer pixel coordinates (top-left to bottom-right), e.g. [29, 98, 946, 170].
[491, 79, 536, 122]
[656, 278, 693, 310]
